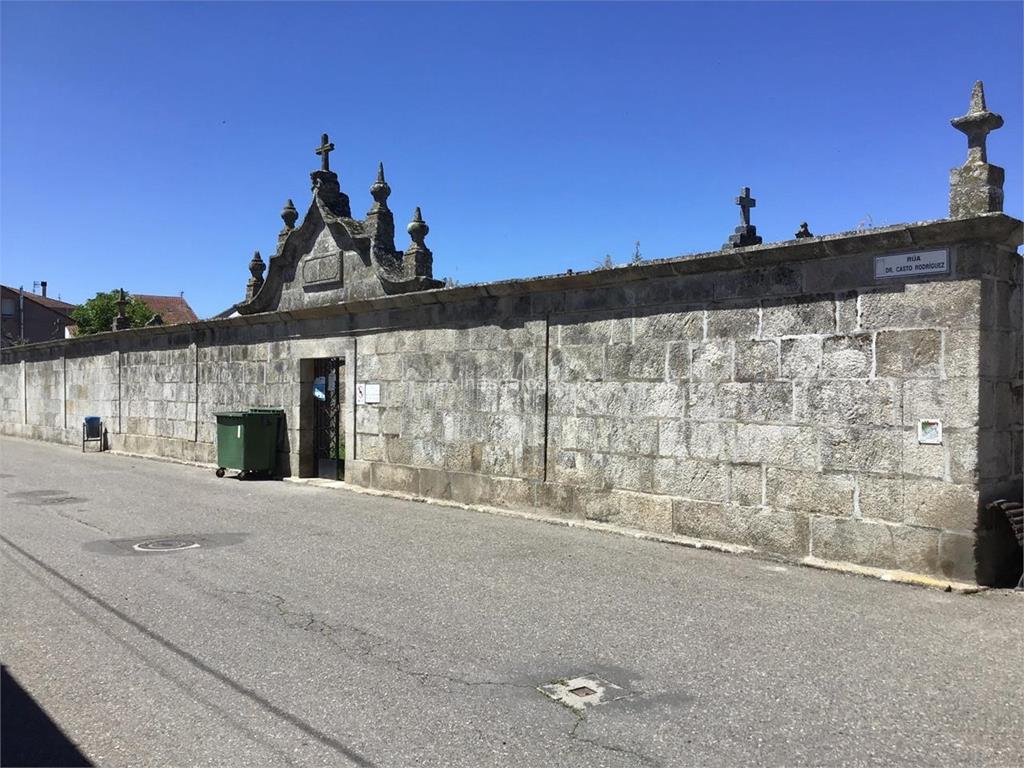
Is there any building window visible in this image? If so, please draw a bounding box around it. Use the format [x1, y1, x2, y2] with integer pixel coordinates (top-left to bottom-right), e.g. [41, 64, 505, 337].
[0, 298, 15, 319]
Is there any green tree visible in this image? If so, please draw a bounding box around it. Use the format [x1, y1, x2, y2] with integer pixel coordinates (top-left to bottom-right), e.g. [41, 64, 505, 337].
[71, 290, 154, 335]
[631, 240, 643, 264]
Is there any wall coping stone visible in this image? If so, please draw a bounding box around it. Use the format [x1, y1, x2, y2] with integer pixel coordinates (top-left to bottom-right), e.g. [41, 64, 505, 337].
[3, 213, 1021, 360]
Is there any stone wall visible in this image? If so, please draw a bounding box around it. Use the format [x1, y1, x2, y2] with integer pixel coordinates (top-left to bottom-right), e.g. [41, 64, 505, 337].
[66, 352, 119, 436]
[0, 361, 22, 426]
[2, 216, 1021, 583]
[349, 299, 548, 505]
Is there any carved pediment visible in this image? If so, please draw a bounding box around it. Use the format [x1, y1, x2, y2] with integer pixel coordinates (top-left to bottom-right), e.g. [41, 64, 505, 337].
[235, 139, 442, 316]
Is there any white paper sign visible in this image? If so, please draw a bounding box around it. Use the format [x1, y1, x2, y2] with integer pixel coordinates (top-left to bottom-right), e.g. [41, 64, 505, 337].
[355, 382, 380, 405]
[874, 249, 949, 279]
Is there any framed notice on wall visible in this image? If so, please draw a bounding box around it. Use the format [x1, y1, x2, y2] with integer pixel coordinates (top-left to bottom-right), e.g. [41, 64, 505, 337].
[356, 383, 381, 405]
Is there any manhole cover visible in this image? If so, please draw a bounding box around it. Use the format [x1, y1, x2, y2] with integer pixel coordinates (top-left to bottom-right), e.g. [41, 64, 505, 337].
[539, 674, 633, 711]
[133, 539, 201, 552]
[84, 532, 247, 557]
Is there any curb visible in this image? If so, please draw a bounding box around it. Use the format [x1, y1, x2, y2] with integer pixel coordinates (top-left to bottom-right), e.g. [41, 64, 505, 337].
[283, 477, 982, 594]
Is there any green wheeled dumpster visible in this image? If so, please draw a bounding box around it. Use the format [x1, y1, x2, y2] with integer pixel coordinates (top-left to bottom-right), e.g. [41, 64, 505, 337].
[213, 408, 284, 478]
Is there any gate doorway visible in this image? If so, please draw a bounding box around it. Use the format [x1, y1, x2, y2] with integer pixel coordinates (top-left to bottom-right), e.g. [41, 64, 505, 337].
[309, 357, 344, 479]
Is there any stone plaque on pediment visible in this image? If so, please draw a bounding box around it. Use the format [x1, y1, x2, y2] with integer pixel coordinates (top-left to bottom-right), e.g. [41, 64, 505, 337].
[302, 252, 343, 287]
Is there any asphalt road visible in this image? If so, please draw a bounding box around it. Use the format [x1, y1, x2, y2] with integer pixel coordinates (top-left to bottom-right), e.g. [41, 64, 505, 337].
[1, 437, 1021, 767]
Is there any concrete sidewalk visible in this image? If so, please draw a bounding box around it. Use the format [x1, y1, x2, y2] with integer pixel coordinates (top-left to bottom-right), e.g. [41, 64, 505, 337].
[1, 436, 1021, 767]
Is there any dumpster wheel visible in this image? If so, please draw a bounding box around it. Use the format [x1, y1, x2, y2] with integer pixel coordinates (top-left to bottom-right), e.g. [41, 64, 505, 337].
[215, 467, 226, 478]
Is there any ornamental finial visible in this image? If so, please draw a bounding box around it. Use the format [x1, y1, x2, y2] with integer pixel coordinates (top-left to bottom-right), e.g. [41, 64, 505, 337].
[249, 250, 265, 279]
[951, 80, 1003, 165]
[280, 199, 298, 230]
[370, 162, 391, 210]
[403, 207, 432, 277]
[246, 250, 266, 301]
[407, 207, 429, 247]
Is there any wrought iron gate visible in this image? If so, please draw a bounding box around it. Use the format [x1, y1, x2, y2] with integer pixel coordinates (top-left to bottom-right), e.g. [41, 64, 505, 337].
[312, 357, 343, 479]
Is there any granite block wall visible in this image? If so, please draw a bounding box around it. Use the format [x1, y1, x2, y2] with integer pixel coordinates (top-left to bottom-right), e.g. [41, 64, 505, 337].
[65, 352, 119, 435]
[24, 359, 63, 432]
[121, 347, 196, 442]
[1, 217, 1020, 583]
[351, 300, 547, 505]
[347, 232, 1022, 584]
[538, 263, 1003, 578]
[0, 361, 22, 426]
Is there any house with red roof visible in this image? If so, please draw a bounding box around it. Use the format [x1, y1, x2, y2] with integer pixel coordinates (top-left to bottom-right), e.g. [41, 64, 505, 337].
[132, 294, 199, 326]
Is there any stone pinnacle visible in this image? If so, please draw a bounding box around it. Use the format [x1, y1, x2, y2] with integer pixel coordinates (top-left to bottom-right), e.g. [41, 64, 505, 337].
[950, 80, 1003, 164]
[370, 162, 391, 209]
[407, 207, 429, 247]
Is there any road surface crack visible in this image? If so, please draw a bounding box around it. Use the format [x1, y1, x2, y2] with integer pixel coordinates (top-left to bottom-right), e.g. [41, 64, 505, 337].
[391, 661, 536, 691]
[568, 711, 662, 766]
[234, 590, 534, 692]
[55, 508, 110, 534]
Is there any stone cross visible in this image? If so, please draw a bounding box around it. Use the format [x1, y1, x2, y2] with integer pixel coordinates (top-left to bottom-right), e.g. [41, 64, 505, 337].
[112, 288, 131, 331]
[736, 187, 756, 228]
[724, 186, 762, 248]
[315, 133, 335, 172]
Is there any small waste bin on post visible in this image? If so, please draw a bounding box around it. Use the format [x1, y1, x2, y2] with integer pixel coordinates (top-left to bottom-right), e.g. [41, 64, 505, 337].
[213, 408, 284, 479]
[82, 416, 104, 452]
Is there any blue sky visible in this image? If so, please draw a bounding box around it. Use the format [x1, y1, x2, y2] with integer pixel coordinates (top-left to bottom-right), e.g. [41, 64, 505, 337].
[1, 1, 1021, 317]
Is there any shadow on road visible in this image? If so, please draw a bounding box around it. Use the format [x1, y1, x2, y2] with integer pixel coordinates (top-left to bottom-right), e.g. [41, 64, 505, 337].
[1, 666, 92, 767]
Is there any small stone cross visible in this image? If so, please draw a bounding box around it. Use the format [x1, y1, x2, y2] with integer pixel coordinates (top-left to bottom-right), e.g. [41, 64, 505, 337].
[736, 187, 756, 228]
[724, 185, 762, 248]
[315, 133, 335, 172]
[112, 288, 130, 331]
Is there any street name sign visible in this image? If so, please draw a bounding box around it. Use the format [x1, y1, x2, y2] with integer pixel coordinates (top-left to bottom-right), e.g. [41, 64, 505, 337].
[874, 249, 949, 279]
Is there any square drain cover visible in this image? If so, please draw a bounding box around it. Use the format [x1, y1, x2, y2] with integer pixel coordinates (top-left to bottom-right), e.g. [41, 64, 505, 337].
[538, 674, 631, 711]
